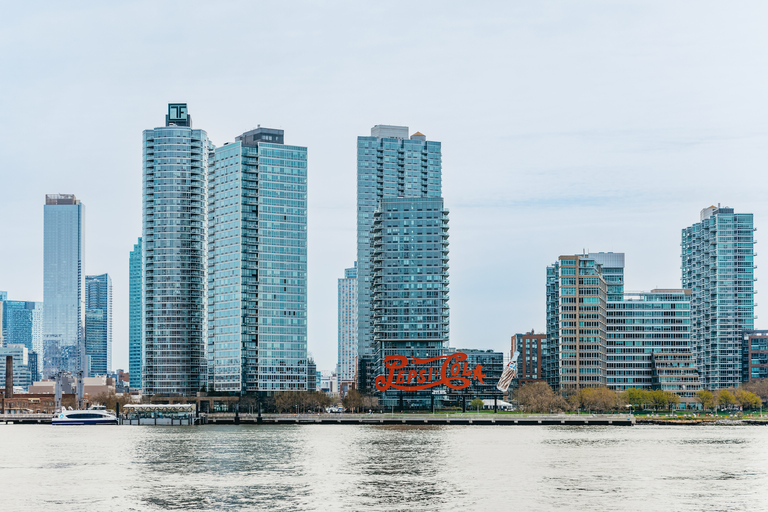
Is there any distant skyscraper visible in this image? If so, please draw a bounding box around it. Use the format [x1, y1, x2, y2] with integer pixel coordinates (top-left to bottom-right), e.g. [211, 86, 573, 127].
[0, 344, 33, 391]
[85, 274, 112, 376]
[371, 197, 449, 407]
[143, 103, 211, 395]
[43, 194, 85, 375]
[337, 262, 358, 383]
[207, 127, 308, 393]
[1, 301, 43, 356]
[0, 290, 6, 346]
[129, 238, 142, 389]
[356, 126, 442, 391]
[682, 205, 755, 389]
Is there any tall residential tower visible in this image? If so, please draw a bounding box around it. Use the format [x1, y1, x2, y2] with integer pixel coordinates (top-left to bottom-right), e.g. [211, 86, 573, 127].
[207, 127, 308, 393]
[682, 205, 755, 389]
[85, 273, 112, 376]
[337, 262, 358, 384]
[142, 103, 211, 395]
[356, 126, 442, 391]
[129, 238, 142, 389]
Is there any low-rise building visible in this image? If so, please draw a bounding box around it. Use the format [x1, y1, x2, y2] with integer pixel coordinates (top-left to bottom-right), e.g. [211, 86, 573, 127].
[513, 331, 546, 386]
[651, 352, 702, 408]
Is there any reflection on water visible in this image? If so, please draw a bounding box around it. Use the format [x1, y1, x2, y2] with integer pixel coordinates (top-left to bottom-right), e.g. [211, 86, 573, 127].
[1, 424, 768, 511]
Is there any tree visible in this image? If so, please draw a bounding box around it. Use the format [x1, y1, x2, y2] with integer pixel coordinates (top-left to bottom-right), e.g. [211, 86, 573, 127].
[735, 389, 763, 410]
[649, 390, 669, 410]
[342, 389, 364, 413]
[274, 391, 299, 413]
[696, 389, 715, 410]
[742, 379, 768, 402]
[91, 390, 133, 411]
[664, 391, 680, 411]
[515, 382, 570, 413]
[572, 387, 622, 413]
[621, 388, 650, 409]
[469, 398, 484, 412]
[717, 389, 736, 409]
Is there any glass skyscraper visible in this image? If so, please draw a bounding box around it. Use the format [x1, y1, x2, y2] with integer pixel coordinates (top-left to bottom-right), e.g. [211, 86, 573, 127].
[85, 273, 112, 376]
[1, 300, 43, 356]
[356, 126, 442, 391]
[129, 237, 142, 389]
[337, 262, 358, 383]
[43, 193, 85, 376]
[207, 127, 308, 393]
[371, 197, 449, 407]
[142, 103, 211, 395]
[682, 205, 755, 389]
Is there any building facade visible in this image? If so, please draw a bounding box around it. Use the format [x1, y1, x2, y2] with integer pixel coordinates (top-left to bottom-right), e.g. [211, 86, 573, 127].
[682, 206, 755, 389]
[456, 349, 504, 400]
[607, 289, 696, 392]
[85, 274, 112, 376]
[129, 238, 142, 388]
[207, 127, 308, 393]
[371, 197, 449, 408]
[1, 300, 43, 356]
[513, 331, 546, 386]
[43, 194, 85, 376]
[0, 345, 34, 391]
[337, 262, 358, 383]
[743, 330, 768, 381]
[356, 126, 442, 392]
[143, 103, 211, 395]
[546, 254, 610, 392]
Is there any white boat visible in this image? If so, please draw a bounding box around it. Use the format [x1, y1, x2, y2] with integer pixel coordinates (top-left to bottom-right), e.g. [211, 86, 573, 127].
[52, 405, 118, 425]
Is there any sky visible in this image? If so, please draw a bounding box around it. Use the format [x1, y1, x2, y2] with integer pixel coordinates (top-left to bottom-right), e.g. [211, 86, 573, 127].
[0, 1, 766, 373]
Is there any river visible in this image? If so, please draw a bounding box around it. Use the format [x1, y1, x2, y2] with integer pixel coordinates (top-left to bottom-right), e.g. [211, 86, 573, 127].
[1, 424, 767, 511]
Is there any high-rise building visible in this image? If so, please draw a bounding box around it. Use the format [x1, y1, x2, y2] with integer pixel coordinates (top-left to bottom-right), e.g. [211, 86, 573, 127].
[207, 127, 308, 393]
[143, 103, 211, 395]
[1, 301, 43, 356]
[682, 206, 755, 389]
[371, 197, 449, 407]
[546, 253, 609, 391]
[337, 262, 358, 383]
[43, 194, 85, 376]
[0, 290, 6, 346]
[129, 238, 142, 389]
[0, 345, 34, 391]
[85, 274, 112, 376]
[356, 126, 442, 391]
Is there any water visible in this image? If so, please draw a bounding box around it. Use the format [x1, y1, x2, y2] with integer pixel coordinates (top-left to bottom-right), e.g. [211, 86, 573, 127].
[2, 424, 767, 511]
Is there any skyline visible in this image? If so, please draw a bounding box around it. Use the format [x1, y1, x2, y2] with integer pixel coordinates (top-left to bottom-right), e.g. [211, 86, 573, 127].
[1, 2, 767, 373]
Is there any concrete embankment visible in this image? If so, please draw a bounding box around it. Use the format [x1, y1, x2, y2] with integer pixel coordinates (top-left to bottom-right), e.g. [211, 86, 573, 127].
[1, 413, 636, 426]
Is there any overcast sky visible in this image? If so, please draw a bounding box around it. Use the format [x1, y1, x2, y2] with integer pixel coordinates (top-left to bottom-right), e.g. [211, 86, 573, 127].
[1, 1, 766, 373]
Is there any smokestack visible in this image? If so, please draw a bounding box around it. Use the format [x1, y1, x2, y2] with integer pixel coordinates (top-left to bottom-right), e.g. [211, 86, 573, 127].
[5, 355, 12, 398]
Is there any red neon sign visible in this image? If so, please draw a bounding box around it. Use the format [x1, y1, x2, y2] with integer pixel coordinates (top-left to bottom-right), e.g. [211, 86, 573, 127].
[374, 352, 486, 392]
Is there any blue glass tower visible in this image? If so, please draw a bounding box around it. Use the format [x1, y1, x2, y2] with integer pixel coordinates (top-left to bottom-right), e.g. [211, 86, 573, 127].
[142, 103, 211, 395]
[208, 127, 308, 393]
[85, 273, 112, 376]
[1, 300, 42, 355]
[371, 197, 449, 407]
[129, 237, 142, 388]
[682, 205, 755, 389]
[43, 194, 85, 376]
[357, 126, 442, 392]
